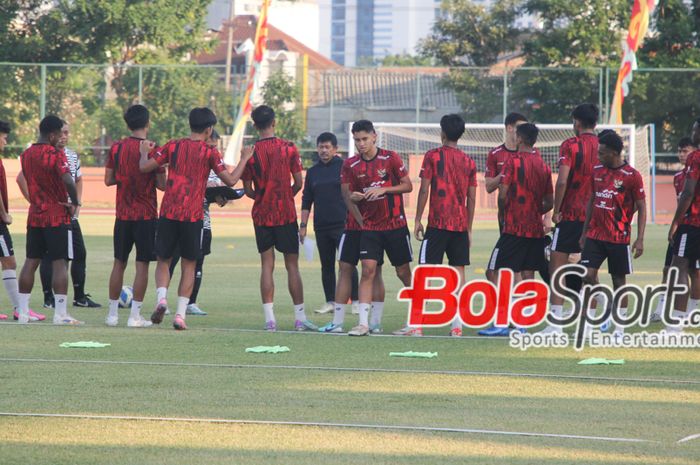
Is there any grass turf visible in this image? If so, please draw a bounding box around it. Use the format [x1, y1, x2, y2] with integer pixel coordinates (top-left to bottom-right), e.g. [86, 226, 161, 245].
[0, 213, 698, 464]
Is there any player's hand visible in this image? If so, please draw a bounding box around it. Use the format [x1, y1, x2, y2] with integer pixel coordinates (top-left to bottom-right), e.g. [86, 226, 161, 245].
[552, 211, 562, 224]
[240, 146, 254, 161]
[350, 191, 365, 203]
[668, 223, 678, 245]
[578, 235, 586, 251]
[364, 187, 386, 201]
[632, 238, 644, 258]
[214, 195, 227, 207]
[1, 212, 12, 225]
[74, 205, 81, 219]
[299, 226, 306, 243]
[60, 202, 78, 218]
[414, 221, 424, 241]
[467, 229, 472, 248]
[139, 139, 155, 156]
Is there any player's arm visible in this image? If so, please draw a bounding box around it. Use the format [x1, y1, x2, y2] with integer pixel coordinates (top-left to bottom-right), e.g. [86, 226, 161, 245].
[669, 177, 697, 243]
[104, 168, 117, 187]
[16, 172, 30, 203]
[633, 198, 646, 258]
[61, 172, 80, 217]
[484, 176, 500, 193]
[484, 153, 499, 193]
[291, 171, 303, 196]
[300, 170, 314, 243]
[497, 181, 509, 212]
[138, 140, 159, 173]
[579, 194, 594, 250]
[342, 182, 363, 227]
[243, 179, 255, 199]
[466, 185, 476, 247]
[414, 177, 430, 241]
[553, 164, 570, 223]
[156, 171, 167, 191]
[542, 193, 554, 214]
[217, 147, 254, 187]
[75, 172, 83, 218]
[365, 175, 412, 201]
[0, 192, 11, 225]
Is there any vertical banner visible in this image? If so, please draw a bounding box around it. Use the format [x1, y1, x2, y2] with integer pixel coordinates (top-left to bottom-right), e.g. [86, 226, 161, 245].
[224, 0, 271, 164]
[609, 0, 657, 124]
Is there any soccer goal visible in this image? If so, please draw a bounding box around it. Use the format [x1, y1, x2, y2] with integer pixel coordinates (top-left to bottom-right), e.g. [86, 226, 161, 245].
[348, 123, 652, 217]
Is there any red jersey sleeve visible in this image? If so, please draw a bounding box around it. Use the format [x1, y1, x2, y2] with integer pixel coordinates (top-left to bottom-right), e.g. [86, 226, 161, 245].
[208, 147, 226, 175]
[341, 159, 354, 186]
[485, 151, 497, 178]
[289, 144, 302, 174]
[501, 157, 515, 186]
[687, 155, 700, 182]
[106, 143, 117, 170]
[241, 157, 254, 182]
[54, 149, 70, 177]
[632, 170, 646, 201]
[153, 143, 171, 166]
[558, 139, 574, 168]
[468, 158, 478, 187]
[419, 151, 434, 180]
[392, 152, 409, 179]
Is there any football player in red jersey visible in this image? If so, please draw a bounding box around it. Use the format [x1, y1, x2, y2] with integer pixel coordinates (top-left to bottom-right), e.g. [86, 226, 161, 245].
[104, 105, 166, 328]
[0, 120, 23, 322]
[242, 105, 315, 332]
[16, 115, 81, 325]
[667, 119, 700, 332]
[343, 120, 414, 337]
[542, 103, 599, 334]
[414, 114, 477, 337]
[579, 131, 646, 337]
[139, 108, 251, 330]
[481, 123, 554, 337]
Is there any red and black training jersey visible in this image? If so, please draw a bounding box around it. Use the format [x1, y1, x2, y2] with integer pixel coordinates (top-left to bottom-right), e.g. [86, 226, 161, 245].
[0, 158, 8, 213]
[673, 169, 686, 196]
[558, 133, 599, 222]
[420, 146, 477, 232]
[241, 137, 302, 227]
[340, 158, 362, 232]
[106, 136, 163, 221]
[20, 143, 71, 227]
[485, 144, 518, 178]
[341, 149, 409, 231]
[681, 150, 700, 227]
[586, 163, 645, 244]
[153, 138, 225, 222]
[501, 150, 553, 238]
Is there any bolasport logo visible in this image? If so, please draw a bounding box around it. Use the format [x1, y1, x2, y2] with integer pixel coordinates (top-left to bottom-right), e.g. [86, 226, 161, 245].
[398, 265, 700, 350]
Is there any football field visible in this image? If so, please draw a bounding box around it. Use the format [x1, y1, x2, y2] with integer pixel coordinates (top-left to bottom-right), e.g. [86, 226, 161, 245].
[0, 214, 699, 464]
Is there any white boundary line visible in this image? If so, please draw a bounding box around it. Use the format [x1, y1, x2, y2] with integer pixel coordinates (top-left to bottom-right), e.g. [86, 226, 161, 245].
[677, 433, 700, 444]
[0, 412, 654, 444]
[2, 357, 699, 386]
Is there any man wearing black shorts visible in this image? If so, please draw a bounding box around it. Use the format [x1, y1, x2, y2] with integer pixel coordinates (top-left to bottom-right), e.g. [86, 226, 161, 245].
[579, 131, 646, 337]
[16, 115, 81, 325]
[414, 114, 477, 337]
[344, 120, 413, 337]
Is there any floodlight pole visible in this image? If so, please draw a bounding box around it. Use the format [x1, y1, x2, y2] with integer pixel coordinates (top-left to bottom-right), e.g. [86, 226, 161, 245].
[225, 0, 236, 91]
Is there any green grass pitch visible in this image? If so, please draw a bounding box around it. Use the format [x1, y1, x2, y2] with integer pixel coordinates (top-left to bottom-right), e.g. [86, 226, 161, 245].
[0, 213, 698, 464]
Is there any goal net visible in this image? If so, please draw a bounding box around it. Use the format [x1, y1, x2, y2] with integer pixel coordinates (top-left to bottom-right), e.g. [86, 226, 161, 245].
[348, 123, 652, 218]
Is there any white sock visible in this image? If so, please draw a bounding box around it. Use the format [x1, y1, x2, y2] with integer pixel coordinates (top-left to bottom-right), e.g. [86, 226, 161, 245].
[263, 302, 275, 322]
[108, 299, 119, 318]
[667, 310, 686, 331]
[450, 315, 462, 330]
[359, 303, 370, 327]
[370, 301, 384, 327]
[687, 298, 699, 313]
[18, 293, 30, 317]
[156, 287, 167, 303]
[130, 300, 143, 319]
[54, 294, 68, 318]
[550, 304, 563, 319]
[614, 307, 627, 333]
[2, 270, 20, 310]
[653, 294, 666, 316]
[176, 296, 188, 318]
[294, 303, 307, 322]
[332, 302, 345, 326]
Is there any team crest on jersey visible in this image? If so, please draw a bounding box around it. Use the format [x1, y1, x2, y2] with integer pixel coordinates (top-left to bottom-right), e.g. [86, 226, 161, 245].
[377, 169, 387, 180]
[614, 179, 624, 191]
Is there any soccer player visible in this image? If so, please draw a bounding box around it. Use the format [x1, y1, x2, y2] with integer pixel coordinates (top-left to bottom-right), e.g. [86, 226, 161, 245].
[38, 120, 102, 309]
[482, 123, 553, 337]
[0, 121, 26, 322]
[242, 105, 315, 332]
[343, 120, 413, 337]
[652, 137, 699, 321]
[139, 107, 251, 330]
[579, 130, 646, 337]
[167, 129, 227, 316]
[300, 132, 359, 315]
[667, 119, 700, 332]
[541, 103, 599, 334]
[414, 114, 477, 337]
[104, 104, 166, 328]
[15, 115, 81, 324]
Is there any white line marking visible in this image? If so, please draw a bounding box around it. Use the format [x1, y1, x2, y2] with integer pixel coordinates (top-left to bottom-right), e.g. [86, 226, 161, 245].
[0, 412, 654, 443]
[1, 357, 698, 386]
[677, 433, 700, 444]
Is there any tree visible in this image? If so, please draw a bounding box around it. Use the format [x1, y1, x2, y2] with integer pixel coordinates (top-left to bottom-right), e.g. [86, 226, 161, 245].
[261, 70, 306, 144]
[379, 53, 432, 67]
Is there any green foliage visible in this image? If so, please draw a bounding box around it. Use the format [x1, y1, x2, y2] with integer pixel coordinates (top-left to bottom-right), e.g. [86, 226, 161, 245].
[261, 70, 306, 144]
[379, 54, 433, 67]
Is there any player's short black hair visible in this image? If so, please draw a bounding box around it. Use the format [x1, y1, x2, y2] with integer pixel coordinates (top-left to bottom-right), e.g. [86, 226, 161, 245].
[440, 114, 466, 142]
[251, 105, 275, 130]
[571, 103, 598, 128]
[123, 104, 150, 131]
[599, 130, 624, 154]
[678, 137, 694, 149]
[0, 120, 10, 134]
[189, 107, 217, 133]
[351, 120, 375, 134]
[504, 112, 527, 127]
[516, 123, 539, 146]
[39, 115, 63, 136]
[316, 132, 338, 147]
